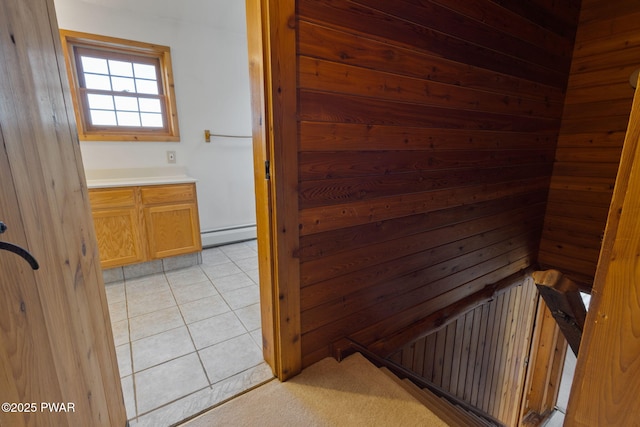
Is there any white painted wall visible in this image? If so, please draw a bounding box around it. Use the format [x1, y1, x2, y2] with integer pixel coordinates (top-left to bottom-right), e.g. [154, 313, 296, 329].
[54, 0, 256, 242]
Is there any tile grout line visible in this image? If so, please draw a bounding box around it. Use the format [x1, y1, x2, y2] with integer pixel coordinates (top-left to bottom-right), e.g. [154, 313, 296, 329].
[114, 242, 261, 425]
[176, 264, 215, 388]
[222, 243, 262, 352]
[134, 383, 212, 420]
[123, 275, 138, 424]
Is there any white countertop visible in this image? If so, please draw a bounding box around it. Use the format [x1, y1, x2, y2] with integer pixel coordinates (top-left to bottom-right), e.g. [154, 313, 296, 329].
[85, 167, 196, 189]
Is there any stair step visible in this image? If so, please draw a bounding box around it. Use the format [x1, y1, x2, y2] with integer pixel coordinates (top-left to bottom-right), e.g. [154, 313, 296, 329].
[464, 408, 495, 427]
[379, 367, 486, 427]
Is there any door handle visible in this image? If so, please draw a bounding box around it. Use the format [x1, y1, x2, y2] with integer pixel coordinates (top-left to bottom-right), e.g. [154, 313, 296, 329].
[0, 221, 40, 270]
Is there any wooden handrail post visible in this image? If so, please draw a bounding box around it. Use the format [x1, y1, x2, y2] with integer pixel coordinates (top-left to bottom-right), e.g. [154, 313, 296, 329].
[532, 269, 587, 355]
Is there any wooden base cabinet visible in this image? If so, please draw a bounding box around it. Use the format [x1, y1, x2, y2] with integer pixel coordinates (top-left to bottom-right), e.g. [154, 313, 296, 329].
[89, 183, 202, 269]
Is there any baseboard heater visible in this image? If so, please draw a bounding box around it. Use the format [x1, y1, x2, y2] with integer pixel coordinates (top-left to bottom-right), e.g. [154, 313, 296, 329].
[200, 224, 257, 248]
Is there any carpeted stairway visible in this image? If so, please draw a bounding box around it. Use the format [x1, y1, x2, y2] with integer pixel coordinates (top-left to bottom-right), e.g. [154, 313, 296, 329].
[179, 352, 490, 426]
[379, 368, 496, 427]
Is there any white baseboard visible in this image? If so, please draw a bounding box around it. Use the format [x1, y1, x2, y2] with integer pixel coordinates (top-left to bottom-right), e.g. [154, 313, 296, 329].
[201, 224, 257, 248]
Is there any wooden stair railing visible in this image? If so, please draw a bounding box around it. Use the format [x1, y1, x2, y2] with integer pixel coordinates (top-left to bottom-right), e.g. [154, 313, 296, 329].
[362, 268, 535, 357]
[532, 269, 587, 355]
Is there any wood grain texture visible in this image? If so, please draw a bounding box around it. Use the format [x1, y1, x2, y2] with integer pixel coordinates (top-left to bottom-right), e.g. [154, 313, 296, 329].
[521, 301, 567, 424]
[538, 0, 640, 287]
[0, 1, 126, 424]
[88, 187, 136, 208]
[389, 278, 539, 425]
[245, 0, 277, 372]
[140, 183, 195, 204]
[257, 0, 302, 380]
[292, 0, 578, 366]
[144, 204, 200, 258]
[566, 41, 640, 425]
[533, 270, 586, 356]
[88, 184, 201, 268]
[140, 184, 202, 259]
[92, 208, 145, 268]
[89, 187, 145, 268]
[1, 107, 66, 427]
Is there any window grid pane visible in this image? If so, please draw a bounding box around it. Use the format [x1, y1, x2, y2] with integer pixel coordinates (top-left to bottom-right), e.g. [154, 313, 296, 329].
[108, 59, 133, 77]
[65, 33, 178, 139]
[79, 54, 164, 129]
[133, 63, 157, 80]
[90, 110, 117, 126]
[135, 79, 159, 95]
[140, 113, 163, 127]
[81, 56, 108, 74]
[87, 94, 115, 110]
[111, 76, 136, 93]
[114, 96, 139, 112]
[84, 74, 112, 91]
[138, 98, 162, 113]
[116, 111, 141, 127]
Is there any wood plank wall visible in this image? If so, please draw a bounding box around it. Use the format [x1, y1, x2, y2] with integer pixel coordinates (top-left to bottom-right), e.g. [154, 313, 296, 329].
[538, 0, 640, 287]
[389, 278, 539, 426]
[296, 0, 580, 366]
[566, 37, 640, 425]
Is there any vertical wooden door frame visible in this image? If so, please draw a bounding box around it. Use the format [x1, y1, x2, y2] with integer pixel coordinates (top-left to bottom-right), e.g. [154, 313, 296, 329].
[565, 72, 640, 426]
[519, 297, 568, 425]
[246, 0, 302, 380]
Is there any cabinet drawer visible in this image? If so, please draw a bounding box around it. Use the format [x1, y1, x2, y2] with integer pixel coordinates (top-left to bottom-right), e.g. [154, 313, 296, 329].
[89, 188, 136, 209]
[140, 183, 195, 205]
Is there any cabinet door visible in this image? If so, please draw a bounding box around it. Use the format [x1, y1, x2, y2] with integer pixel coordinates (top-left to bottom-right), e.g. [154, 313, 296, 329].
[144, 202, 202, 259]
[89, 188, 145, 268]
[92, 208, 145, 268]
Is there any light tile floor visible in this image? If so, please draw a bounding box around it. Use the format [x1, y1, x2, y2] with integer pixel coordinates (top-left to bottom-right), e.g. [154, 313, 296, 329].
[105, 240, 273, 427]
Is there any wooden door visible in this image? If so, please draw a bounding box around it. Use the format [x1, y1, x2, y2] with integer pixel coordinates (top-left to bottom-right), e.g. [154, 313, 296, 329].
[0, 1, 126, 426]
